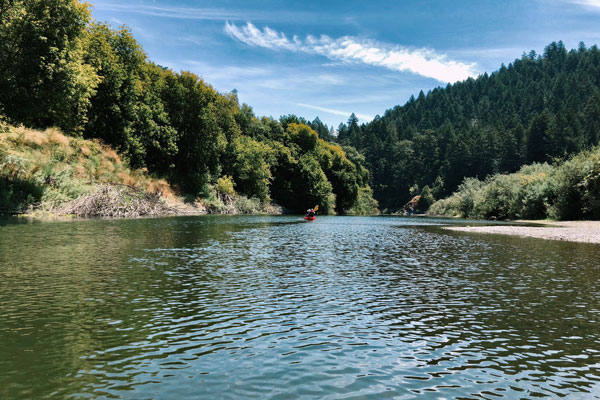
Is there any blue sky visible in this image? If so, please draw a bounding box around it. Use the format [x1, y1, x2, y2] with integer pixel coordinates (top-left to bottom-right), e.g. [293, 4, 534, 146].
[89, 0, 600, 129]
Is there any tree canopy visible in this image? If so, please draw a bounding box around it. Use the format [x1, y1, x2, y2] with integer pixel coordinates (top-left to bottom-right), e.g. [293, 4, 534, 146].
[0, 0, 377, 214]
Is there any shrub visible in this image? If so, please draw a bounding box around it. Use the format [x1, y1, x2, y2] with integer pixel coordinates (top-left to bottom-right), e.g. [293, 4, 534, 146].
[216, 175, 236, 198]
[429, 149, 600, 221]
[417, 185, 434, 212]
[548, 148, 600, 220]
[347, 186, 380, 215]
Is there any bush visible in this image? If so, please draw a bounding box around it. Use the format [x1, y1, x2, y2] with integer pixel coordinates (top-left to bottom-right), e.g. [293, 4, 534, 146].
[428, 149, 600, 221]
[456, 178, 484, 218]
[233, 196, 262, 214]
[417, 185, 434, 212]
[548, 149, 600, 220]
[427, 193, 462, 217]
[216, 175, 236, 199]
[347, 186, 379, 215]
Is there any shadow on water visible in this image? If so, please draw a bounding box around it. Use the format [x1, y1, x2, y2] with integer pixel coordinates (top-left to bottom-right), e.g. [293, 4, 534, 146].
[1, 215, 599, 399]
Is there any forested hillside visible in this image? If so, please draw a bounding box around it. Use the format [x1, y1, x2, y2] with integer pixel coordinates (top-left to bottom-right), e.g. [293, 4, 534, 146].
[0, 0, 377, 215]
[336, 41, 600, 211]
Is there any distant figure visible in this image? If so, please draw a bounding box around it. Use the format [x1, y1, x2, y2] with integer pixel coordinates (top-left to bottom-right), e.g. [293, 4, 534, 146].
[403, 195, 421, 214]
[305, 208, 315, 218]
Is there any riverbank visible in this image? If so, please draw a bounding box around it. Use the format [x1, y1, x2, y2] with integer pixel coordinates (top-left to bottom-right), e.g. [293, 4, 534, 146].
[0, 124, 282, 218]
[445, 220, 600, 244]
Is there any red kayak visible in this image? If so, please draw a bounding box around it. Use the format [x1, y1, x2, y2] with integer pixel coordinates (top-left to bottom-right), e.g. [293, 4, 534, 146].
[304, 216, 316, 221]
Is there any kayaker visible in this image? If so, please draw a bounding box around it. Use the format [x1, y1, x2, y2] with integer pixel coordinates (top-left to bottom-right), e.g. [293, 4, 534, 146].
[305, 208, 315, 218]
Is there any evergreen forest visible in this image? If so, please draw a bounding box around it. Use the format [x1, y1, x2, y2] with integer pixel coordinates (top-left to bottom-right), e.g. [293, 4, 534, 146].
[336, 41, 600, 211]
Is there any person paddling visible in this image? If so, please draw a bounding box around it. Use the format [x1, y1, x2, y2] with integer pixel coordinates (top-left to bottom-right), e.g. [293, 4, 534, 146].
[304, 205, 318, 220]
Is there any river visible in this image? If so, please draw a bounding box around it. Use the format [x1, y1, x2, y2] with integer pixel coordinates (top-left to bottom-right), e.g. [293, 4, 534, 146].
[1, 215, 599, 399]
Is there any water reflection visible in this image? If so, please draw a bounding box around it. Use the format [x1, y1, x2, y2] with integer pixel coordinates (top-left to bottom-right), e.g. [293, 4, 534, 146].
[0, 216, 599, 399]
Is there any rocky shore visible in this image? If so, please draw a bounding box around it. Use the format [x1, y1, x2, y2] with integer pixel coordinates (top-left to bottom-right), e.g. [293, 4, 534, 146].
[445, 221, 600, 244]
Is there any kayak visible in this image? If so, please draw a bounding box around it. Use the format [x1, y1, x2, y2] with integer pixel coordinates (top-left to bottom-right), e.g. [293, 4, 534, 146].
[304, 216, 316, 221]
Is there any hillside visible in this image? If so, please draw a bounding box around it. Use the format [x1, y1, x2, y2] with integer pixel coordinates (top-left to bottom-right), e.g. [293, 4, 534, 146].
[0, 0, 378, 216]
[0, 121, 204, 216]
[337, 41, 600, 211]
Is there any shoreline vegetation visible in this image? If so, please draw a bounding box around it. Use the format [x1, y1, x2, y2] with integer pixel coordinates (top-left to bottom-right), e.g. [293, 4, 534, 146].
[0, 123, 281, 218]
[427, 146, 600, 221]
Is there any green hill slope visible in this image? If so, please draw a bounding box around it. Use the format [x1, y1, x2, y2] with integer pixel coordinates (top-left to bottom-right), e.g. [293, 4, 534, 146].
[337, 41, 600, 211]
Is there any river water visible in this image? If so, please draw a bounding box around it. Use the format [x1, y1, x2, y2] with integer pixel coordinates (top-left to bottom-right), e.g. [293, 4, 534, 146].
[1, 215, 599, 399]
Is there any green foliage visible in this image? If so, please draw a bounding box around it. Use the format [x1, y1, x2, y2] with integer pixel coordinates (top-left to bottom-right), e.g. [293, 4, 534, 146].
[215, 175, 236, 198]
[316, 141, 360, 212]
[287, 123, 318, 152]
[547, 149, 600, 220]
[231, 136, 274, 201]
[232, 195, 263, 215]
[346, 186, 380, 215]
[429, 151, 600, 221]
[296, 155, 335, 214]
[162, 71, 233, 194]
[0, 0, 99, 133]
[84, 24, 177, 170]
[417, 185, 434, 212]
[0, 3, 377, 215]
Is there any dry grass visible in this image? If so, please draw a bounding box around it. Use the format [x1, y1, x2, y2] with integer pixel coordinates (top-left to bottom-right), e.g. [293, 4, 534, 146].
[103, 147, 121, 164]
[1, 123, 204, 217]
[117, 172, 138, 187]
[147, 179, 174, 198]
[23, 130, 49, 147]
[46, 128, 70, 146]
[101, 159, 116, 173]
[73, 164, 87, 178]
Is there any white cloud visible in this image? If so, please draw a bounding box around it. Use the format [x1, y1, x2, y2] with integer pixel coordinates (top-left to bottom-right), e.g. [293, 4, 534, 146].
[224, 22, 478, 83]
[297, 103, 374, 122]
[225, 21, 297, 50]
[569, 0, 600, 8]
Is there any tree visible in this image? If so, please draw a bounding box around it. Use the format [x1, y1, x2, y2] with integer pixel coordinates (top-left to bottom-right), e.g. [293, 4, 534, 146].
[84, 23, 177, 170]
[287, 123, 318, 153]
[527, 111, 553, 163]
[0, 0, 99, 133]
[417, 185, 434, 212]
[295, 155, 335, 214]
[232, 136, 274, 201]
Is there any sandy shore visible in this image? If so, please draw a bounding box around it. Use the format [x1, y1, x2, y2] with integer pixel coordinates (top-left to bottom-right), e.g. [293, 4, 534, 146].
[445, 221, 600, 244]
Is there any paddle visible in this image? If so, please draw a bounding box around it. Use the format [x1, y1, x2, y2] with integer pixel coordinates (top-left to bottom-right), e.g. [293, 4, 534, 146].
[313, 205, 319, 212]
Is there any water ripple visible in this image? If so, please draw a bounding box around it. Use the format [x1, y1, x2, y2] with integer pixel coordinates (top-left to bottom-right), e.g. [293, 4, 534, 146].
[1, 216, 600, 398]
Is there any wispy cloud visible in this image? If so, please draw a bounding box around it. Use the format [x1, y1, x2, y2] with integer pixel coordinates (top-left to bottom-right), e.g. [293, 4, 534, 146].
[569, 0, 600, 8]
[225, 22, 478, 83]
[93, 3, 248, 20]
[298, 103, 374, 122]
[92, 3, 320, 22]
